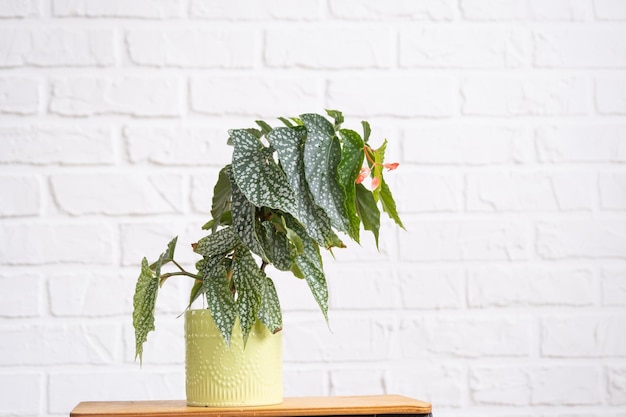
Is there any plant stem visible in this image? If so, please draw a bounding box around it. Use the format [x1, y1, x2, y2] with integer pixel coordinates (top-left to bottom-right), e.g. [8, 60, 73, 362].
[160, 271, 202, 280]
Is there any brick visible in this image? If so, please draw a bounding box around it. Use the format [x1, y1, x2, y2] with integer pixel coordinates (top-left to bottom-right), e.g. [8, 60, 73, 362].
[466, 171, 595, 211]
[0, 274, 41, 317]
[48, 272, 133, 317]
[535, 29, 626, 68]
[536, 124, 626, 163]
[329, 368, 385, 396]
[384, 365, 464, 407]
[422, 316, 532, 357]
[283, 368, 327, 397]
[0, 77, 39, 115]
[127, 30, 256, 68]
[462, 76, 588, 116]
[0, 223, 114, 265]
[50, 77, 181, 117]
[125, 127, 231, 167]
[542, 315, 626, 357]
[470, 366, 530, 405]
[329, 0, 456, 20]
[0, 175, 39, 217]
[609, 366, 626, 405]
[0, 0, 39, 17]
[190, 0, 320, 20]
[529, 366, 602, 405]
[283, 316, 393, 362]
[602, 268, 626, 306]
[190, 169, 229, 213]
[537, 219, 626, 259]
[120, 222, 206, 267]
[265, 28, 393, 69]
[49, 371, 184, 414]
[0, 322, 121, 366]
[393, 168, 462, 212]
[53, 0, 181, 18]
[0, 28, 115, 67]
[397, 267, 465, 309]
[595, 0, 626, 20]
[461, 0, 590, 20]
[123, 318, 184, 364]
[190, 77, 321, 117]
[0, 373, 42, 415]
[469, 266, 594, 307]
[399, 220, 530, 261]
[400, 28, 528, 68]
[600, 173, 626, 209]
[328, 265, 400, 310]
[597, 76, 626, 114]
[50, 174, 184, 216]
[403, 125, 533, 165]
[328, 76, 456, 117]
[0, 126, 115, 165]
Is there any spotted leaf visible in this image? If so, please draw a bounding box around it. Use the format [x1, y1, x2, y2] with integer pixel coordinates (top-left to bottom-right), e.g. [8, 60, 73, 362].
[258, 276, 282, 334]
[232, 246, 264, 345]
[204, 259, 237, 345]
[337, 129, 365, 243]
[133, 257, 159, 366]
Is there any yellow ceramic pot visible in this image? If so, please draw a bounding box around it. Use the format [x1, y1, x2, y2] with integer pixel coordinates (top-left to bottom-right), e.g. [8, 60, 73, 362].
[184, 309, 283, 407]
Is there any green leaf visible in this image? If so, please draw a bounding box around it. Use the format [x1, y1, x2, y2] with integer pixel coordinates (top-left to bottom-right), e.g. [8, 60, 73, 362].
[284, 215, 328, 323]
[337, 129, 365, 243]
[355, 183, 381, 248]
[261, 221, 295, 271]
[210, 166, 232, 232]
[267, 126, 344, 249]
[258, 277, 282, 334]
[301, 113, 349, 233]
[372, 139, 388, 201]
[187, 279, 203, 309]
[204, 259, 237, 345]
[133, 257, 159, 366]
[227, 165, 270, 262]
[325, 109, 344, 130]
[230, 129, 298, 215]
[278, 117, 294, 127]
[194, 226, 239, 259]
[361, 121, 371, 143]
[379, 177, 405, 230]
[150, 236, 178, 278]
[255, 120, 273, 136]
[232, 246, 264, 345]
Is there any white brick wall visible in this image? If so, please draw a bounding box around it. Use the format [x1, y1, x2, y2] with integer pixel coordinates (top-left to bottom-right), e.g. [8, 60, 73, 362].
[1, 2, 625, 417]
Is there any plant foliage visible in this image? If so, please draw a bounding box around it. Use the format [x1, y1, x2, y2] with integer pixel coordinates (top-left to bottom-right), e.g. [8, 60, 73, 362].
[132, 110, 403, 364]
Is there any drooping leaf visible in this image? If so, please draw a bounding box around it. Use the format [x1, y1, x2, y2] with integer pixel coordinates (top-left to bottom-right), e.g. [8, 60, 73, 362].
[210, 166, 232, 232]
[204, 259, 237, 345]
[260, 221, 295, 271]
[133, 257, 159, 365]
[232, 246, 264, 345]
[301, 113, 350, 233]
[187, 279, 203, 310]
[230, 129, 298, 216]
[284, 215, 328, 323]
[255, 120, 273, 136]
[355, 183, 381, 248]
[379, 177, 405, 230]
[267, 126, 344, 249]
[337, 129, 365, 243]
[227, 165, 269, 262]
[257, 276, 282, 334]
[372, 139, 388, 200]
[278, 117, 294, 127]
[193, 226, 239, 259]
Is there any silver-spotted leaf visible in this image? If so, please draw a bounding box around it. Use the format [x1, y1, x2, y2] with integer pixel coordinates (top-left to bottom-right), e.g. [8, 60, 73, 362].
[232, 246, 264, 345]
[301, 113, 349, 233]
[258, 276, 282, 334]
[204, 260, 237, 345]
[133, 257, 159, 365]
[193, 227, 239, 259]
[267, 126, 343, 249]
[230, 129, 297, 215]
[337, 129, 365, 243]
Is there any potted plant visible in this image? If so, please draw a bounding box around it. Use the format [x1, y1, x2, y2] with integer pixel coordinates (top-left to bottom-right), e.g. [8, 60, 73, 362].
[132, 110, 404, 406]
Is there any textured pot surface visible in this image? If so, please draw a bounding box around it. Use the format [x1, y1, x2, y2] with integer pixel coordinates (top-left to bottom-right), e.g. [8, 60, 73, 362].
[184, 309, 283, 407]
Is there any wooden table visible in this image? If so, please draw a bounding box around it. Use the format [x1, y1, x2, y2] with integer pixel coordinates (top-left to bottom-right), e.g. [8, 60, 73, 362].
[70, 395, 432, 417]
